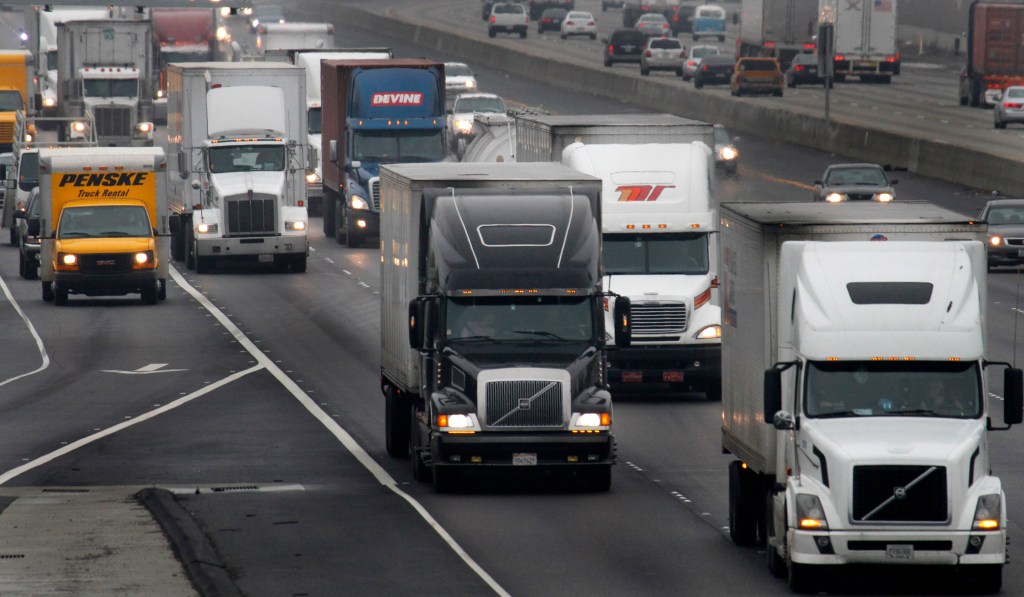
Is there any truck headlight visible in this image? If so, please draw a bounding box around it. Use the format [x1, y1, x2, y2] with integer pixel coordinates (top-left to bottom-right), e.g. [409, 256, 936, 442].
[990, 235, 1004, 247]
[571, 411, 611, 430]
[156, 90, 165, 99]
[875, 192, 894, 203]
[23, 132, 33, 142]
[695, 325, 721, 340]
[216, 26, 229, 41]
[71, 121, 88, 133]
[454, 118, 473, 135]
[196, 222, 217, 234]
[350, 195, 368, 210]
[465, 80, 476, 88]
[973, 494, 1001, 530]
[61, 253, 77, 266]
[306, 171, 320, 184]
[136, 122, 154, 134]
[132, 250, 155, 268]
[718, 146, 738, 161]
[436, 413, 481, 431]
[824, 192, 844, 203]
[286, 220, 306, 231]
[796, 494, 829, 530]
[42, 97, 55, 108]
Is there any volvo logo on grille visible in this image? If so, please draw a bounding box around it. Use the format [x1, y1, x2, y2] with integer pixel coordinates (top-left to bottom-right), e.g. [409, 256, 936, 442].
[893, 487, 907, 499]
[96, 259, 116, 266]
[518, 398, 531, 410]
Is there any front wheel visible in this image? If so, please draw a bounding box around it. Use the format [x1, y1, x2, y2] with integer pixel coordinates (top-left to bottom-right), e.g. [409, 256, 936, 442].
[141, 283, 158, 305]
[960, 565, 1003, 594]
[788, 562, 818, 594]
[42, 281, 53, 302]
[54, 286, 68, 306]
[728, 460, 760, 546]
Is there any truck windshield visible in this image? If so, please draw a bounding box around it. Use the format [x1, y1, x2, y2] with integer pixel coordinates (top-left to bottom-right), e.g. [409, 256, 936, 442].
[0, 91, 23, 111]
[18, 152, 38, 192]
[603, 233, 709, 275]
[58, 205, 152, 239]
[208, 145, 286, 173]
[83, 79, 139, 99]
[805, 360, 982, 419]
[352, 130, 447, 163]
[446, 296, 593, 342]
[308, 107, 321, 135]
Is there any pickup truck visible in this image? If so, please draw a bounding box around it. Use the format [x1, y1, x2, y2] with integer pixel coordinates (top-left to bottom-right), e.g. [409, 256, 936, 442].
[489, 2, 529, 38]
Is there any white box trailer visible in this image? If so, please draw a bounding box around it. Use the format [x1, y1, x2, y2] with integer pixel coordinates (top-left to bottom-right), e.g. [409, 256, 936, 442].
[719, 201, 1023, 593]
[823, 0, 900, 82]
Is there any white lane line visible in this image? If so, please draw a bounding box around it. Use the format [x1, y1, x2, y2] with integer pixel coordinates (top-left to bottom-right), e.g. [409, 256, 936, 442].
[0, 364, 263, 486]
[0, 274, 50, 389]
[171, 267, 510, 596]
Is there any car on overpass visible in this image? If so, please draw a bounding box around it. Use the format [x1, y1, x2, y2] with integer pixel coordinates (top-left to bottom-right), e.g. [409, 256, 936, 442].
[994, 86, 1024, 129]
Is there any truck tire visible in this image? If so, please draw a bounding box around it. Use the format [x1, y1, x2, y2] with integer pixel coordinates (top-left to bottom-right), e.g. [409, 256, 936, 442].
[432, 465, 457, 493]
[323, 191, 336, 238]
[728, 460, 759, 546]
[141, 283, 158, 305]
[335, 206, 347, 245]
[410, 407, 432, 482]
[158, 279, 167, 300]
[384, 384, 410, 457]
[345, 218, 362, 248]
[185, 226, 196, 270]
[960, 565, 1002, 594]
[9, 227, 17, 246]
[766, 494, 787, 578]
[42, 281, 53, 302]
[54, 286, 68, 306]
[291, 255, 307, 273]
[788, 562, 818, 594]
[195, 254, 212, 274]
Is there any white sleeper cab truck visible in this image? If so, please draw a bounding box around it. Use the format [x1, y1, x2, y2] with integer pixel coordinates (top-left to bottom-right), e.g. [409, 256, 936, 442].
[719, 201, 1023, 594]
[563, 141, 720, 397]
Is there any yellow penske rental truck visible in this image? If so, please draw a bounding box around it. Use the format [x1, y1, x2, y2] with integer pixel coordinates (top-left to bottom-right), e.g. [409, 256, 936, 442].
[38, 147, 169, 305]
[0, 50, 35, 152]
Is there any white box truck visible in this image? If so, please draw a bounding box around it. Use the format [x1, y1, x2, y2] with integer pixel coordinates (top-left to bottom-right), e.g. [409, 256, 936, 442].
[293, 48, 392, 215]
[56, 19, 154, 146]
[379, 162, 631, 492]
[821, 0, 900, 82]
[563, 142, 721, 398]
[720, 201, 1023, 594]
[166, 62, 314, 273]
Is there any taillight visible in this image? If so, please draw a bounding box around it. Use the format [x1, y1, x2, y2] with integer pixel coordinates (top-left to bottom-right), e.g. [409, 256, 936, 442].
[795, 65, 805, 71]
[688, 60, 695, 66]
[834, 54, 844, 61]
[542, 17, 549, 22]
[588, 20, 595, 26]
[885, 54, 898, 62]
[608, 44, 614, 52]
[490, 15, 495, 23]
[673, 15, 679, 21]
[662, 23, 668, 28]
[1005, 102, 1023, 108]
[644, 50, 652, 57]
[701, 64, 709, 71]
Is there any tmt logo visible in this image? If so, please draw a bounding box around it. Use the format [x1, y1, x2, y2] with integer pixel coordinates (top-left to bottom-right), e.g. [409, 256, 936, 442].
[615, 185, 675, 202]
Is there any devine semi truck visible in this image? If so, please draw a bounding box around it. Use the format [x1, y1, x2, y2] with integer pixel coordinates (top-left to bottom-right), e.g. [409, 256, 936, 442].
[738, 0, 818, 68]
[38, 147, 169, 305]
[564, 141, 721, 398]
[720, 201, 1023, 594]
[166, 62, 313, 273]
[379, 162, 631, 492]
[320, 59, 447, 247]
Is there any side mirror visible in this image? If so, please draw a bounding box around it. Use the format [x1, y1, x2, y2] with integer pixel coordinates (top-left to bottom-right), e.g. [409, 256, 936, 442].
[177, 151, 190, 178]
[352, 160, 362, 170]
[329, 139, 338, 162]
[408, 298, 425, 350]
[307, 146, 318, 170]
[763, 368, 782, 422]
[613, 295, 631, 347]
[1004, 367, 1023, 425]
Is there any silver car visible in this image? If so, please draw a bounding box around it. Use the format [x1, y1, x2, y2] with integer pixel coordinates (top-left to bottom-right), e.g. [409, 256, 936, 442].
[635, 13, 671, 38]
[560, 11, 597, 40]
[994, 86, 1024, 129]
[640, 36, 685, 76]
[682, 44, 720, 81]
[981, 198, 1024, 270]
[814, 163, 897, 203]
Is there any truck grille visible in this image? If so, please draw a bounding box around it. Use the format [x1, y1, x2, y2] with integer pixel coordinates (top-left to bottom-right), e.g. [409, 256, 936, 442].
[368, 176, 381, 212]
[631, 303, 688, 335]
[77, 253, 133, 274]
[0, 121, 13, 143]
[93, 105, 132, 139]
[852, 465, 948, 523]
[484, 380, 565, 428]
[226, 193, 276, 235]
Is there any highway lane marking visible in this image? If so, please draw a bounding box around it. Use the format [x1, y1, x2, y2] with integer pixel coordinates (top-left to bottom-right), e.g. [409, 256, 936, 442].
[101, 363, 188, 375]
[747, 170, 815, 191]
[170, 266, 511, 596]
[0, 274, 50, 389]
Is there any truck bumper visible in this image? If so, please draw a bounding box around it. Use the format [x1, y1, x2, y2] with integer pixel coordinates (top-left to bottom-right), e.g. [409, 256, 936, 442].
[431, 431, 615, 468]
[788, 528, 1006, 566]
[195, 235, 308, 258]
[606, 344, 720, 386]
[55, 269, 157, 296]
[346, 207, 380, 238]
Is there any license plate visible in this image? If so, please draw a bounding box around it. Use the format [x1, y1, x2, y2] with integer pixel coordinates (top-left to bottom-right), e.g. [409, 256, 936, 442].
[886, 544, 914, 560]
[855, 61, 877, 69]
[258, 254, 274, 263]
[512, 453, 537, 466]
[663, 371, 684, 382]
[622, 371, 643, 383]
[1017, 249, 1024, 257]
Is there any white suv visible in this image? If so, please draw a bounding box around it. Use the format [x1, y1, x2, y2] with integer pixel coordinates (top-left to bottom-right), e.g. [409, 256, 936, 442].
[489, 2, 528, 38]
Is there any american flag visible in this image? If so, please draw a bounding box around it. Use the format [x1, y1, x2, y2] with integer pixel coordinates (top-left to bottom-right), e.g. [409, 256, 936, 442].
[874, 0, 893, 12]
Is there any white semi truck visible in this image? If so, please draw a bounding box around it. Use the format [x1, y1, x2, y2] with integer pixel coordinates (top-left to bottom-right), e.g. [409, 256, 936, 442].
[293, 48, 392, 216]
[56, 19, 154, 146]
[563, 141, 721, 398]
[720, 201, 1023, 594]
[166, 62, 313, 273]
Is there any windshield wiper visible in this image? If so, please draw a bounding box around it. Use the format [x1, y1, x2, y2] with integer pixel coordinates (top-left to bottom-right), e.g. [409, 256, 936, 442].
[512, 330, 571, 341]
[99, 231, 135, 237]
[59, 232, 93, 238]
[448, 335, 497, 343]
[813, 409, 873, 418]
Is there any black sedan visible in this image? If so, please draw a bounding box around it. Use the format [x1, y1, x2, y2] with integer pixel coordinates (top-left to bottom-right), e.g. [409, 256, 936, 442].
[693, 55, 735, 88]
[785, 53, 830, 88]
[537, 8, 567, 33]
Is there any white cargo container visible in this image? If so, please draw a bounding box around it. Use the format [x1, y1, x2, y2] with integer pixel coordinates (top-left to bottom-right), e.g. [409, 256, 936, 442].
[821, 0, 900, 82]
[166, 62, 313, 273]
[720, 201, 1023, 593]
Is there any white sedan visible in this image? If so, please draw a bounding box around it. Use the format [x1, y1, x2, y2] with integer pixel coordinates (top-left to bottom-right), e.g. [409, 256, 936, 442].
[561, 11, 597, 40]
[682, 44, 721, 80]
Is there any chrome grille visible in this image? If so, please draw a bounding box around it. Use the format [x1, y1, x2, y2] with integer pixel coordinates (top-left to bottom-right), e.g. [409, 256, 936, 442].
[226, 193, 275, 235]
[631, 303, 688, 335]
[369, 176, 381, 212]
[852, 465, 948, 523]
[484, 380, 564, 428]
[93, 105, 132, 139]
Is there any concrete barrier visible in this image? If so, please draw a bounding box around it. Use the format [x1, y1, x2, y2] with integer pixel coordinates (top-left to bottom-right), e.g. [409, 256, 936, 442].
[322, 2, 1024, 195]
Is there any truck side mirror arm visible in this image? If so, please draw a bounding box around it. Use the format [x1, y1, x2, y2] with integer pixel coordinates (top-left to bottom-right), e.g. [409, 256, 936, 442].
[764, 361, 798, 424]
[611, 294, 631, 347]
[983, 361, 1023, 429]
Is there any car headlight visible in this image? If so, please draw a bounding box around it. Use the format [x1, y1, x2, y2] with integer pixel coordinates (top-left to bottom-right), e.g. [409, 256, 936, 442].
[196, 222, 218, 234]
[286, 220, 306, 231]
[42, 97, 56, 107]
[306, 171, 320, 184]
[718, 146, 738, 161]
[350, 195, 368, 210]
[796, 494, 829, 530]
[454, 119, 474, 134]
[973, 494, 1001, 530]
[695, 325, 721, 340]
[990, 235, 1004, 247]
[824, 192, 844, 203]
[875, 192, 894, 203]
[466, 80, 476, 88]
[436, 413, 481, 431]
